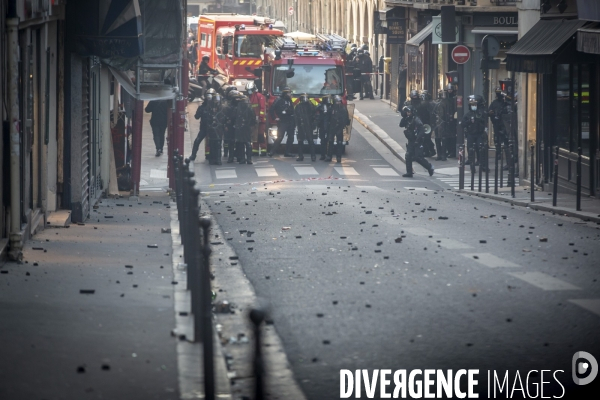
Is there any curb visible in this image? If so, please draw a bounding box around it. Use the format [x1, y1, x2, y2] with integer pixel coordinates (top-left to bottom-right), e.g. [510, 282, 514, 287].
[352, 109, 406, 163]
[458, 190, 600, 224]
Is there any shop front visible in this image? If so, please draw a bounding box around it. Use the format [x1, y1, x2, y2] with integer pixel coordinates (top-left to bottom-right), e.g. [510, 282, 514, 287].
[507, 18, 600, 196]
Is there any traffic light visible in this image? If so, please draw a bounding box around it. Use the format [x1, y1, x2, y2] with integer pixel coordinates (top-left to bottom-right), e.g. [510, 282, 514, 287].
[446, 71, 459, 85]
[441, 6, 456, 43]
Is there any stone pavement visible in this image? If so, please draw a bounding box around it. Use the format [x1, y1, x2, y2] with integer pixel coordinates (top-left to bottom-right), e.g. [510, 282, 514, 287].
[352, 98, 600, 224]
[0, 103, 232, 400]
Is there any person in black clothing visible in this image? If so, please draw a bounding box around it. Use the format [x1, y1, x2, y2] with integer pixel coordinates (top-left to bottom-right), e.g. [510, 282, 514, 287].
[294, 93, 317, 161]
[190, 89, 225, 164]
[233, 93, 257, 164]
[145, 100, 169, 156]
[419, 90, 436, 158]
[198, 55, 218, 97]
[220, 86, 237, 158]
[358, 50, 374, 100]
[316, 95, 333, 160]
[396, 63, 407, 112]
[432, 90, 447, 161]
[325, 95, 350, 163]
[461, 95, 488, 170]
[488, 86, 510, 170]
[267, 87, 296, 157]
[400, 105, 434, 178]
[224, 90, 239, 163]
[443, 83, 458, 158]
[189, 42, 198, 77]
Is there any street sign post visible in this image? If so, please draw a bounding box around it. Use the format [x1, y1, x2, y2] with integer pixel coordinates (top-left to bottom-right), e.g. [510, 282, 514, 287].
[451, 45, 470, 64]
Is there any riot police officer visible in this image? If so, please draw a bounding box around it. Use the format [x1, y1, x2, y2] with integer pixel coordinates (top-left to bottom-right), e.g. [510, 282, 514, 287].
[224, 89, 239, 163]
[488, 86, 510, 170]
[233, 93, 257, 164]
[316, 95, 333, 160]
[325, 95, 349, 163]
[190, 88, 225, 164]
[268, 86, 296, 157]
[400, 105, 434, 178]
[294, 93, 317, 161]
[461, 95, 488, 169]
[432, 90, 447, 161]
[221, 85, 238, 158]
[420, 90, 436, 157]
[443, 83, 457, 158]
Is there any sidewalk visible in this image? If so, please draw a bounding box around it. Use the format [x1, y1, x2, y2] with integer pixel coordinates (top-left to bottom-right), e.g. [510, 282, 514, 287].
[352, 98, 600, 224]
[0, 105, 232, 400]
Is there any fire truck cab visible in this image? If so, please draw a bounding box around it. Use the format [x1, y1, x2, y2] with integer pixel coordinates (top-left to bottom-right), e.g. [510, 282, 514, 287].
[198, 14, 283, 93]
[262, 34, 355, 150]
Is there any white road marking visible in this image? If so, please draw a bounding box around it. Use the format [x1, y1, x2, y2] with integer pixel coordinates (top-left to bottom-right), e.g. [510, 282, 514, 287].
[215, 170, 238, 179]
[374, 167, 400, 177]
[355, 185, 384, 191]
[462, 253, 520, 268]
[569, 299, 600, 317]
[294, 166, 319, 175]
[507, 272, 582, 291]
[403, 187, 433, 192]
[150, 169, 168, 179]
[335, 166, 360, 175]
[428, 238, 473, 250]
[403, 227, 435, 236]
[140, 179, 149, 186]
[255, 167, 278, 177]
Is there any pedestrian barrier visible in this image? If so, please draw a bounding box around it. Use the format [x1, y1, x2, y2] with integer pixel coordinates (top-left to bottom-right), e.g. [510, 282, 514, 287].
[173, 151, 268, 399]
[173, 151, 215, 400]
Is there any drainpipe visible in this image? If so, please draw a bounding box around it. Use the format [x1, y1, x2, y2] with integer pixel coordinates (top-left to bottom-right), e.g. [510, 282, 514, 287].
[7, 2, 23, 260]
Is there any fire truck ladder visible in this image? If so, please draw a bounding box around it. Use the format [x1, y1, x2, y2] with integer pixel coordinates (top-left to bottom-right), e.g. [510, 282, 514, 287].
[315, 33, 348, 52]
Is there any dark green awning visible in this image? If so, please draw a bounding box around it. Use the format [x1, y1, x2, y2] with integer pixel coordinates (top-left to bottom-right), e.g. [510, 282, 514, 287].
[506, 19, 586, 74]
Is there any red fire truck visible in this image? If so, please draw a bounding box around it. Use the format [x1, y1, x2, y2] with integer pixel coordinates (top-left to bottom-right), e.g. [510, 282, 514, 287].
[197, 14, 283, 93]
[261, 34, 355, 153]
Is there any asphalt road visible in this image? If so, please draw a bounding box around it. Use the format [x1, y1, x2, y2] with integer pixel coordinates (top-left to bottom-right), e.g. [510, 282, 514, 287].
[200, 119, 600, 399]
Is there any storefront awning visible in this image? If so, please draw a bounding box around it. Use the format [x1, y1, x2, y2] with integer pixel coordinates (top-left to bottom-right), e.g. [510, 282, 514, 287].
[578, 24, 600, 54]
[109, 66, 176, 101]
[471, 27, 518, 35]
[506, 19, 586, 74]
[406, 23, 433, 47]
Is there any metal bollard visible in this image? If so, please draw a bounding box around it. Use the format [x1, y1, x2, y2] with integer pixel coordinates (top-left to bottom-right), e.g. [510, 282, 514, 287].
[553, 146, 559, 207]
[250, 308, 267, 400]
[500, 142, 504, 188]
[188, 180, 202, 340]
[200, 216, 215, 400]
[530, 145, 535, 203]
[494, 142, 499, 194]
[485, 141, 489, 193]
[470, 146, 476, 191]
[577, 147, 582, 211]
[509, 140, 516, 198]
[458, 145, 465, 190]
[540, 140, 545, 191]
[478, 142, 483, 193]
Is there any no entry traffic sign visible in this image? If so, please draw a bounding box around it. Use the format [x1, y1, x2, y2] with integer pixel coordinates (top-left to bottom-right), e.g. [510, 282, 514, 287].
[451, 45, 470, 64]
[288, 6, 294, 15]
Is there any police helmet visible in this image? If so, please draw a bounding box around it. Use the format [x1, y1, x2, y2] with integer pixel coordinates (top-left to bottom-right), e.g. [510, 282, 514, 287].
[361, 44, 368, 51]
[227, 90, 240, 100]
[281, 86, 292, 96]
[495, 86, 502, 94]
[364, 50, 370, 56]
[333, 95, 342, 104]
[351, 43, 357, 48]
[401, 105, 416, 118]
[206, 88, 217, 95]
[202, 55, 210, 62]
[420, 90, 430, 101]
[236, 93, 248, 102]
[245, 81, 256, 93]
[357, 49, 364, 56]
[220, 84, 231, 94]
[468, 95, 478, 111]
[410, 89, 419, 100]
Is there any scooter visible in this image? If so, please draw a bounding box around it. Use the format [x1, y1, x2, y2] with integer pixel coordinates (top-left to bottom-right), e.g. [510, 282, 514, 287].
[188, 74, 226, 102]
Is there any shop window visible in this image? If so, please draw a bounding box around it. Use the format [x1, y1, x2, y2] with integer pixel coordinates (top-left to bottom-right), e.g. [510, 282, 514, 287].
[555, 64, 591, 156]
[581, 64, 590, 156]
[555, 64, 570, 151]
